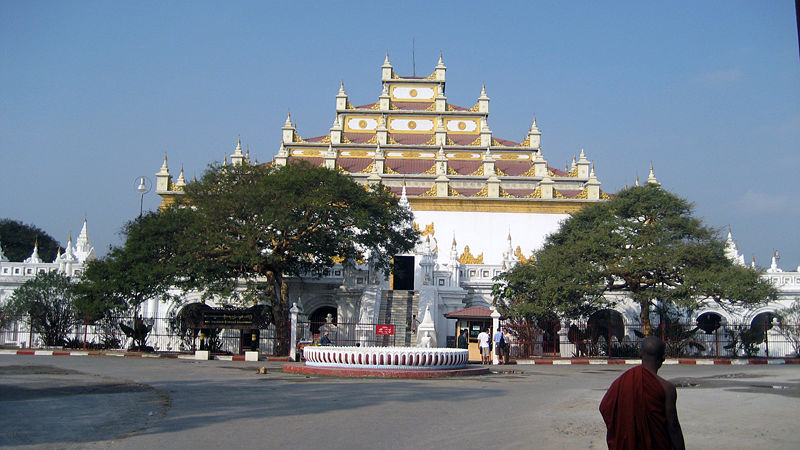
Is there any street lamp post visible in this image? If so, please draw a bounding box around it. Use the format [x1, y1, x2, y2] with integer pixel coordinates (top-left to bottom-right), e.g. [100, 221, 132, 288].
[135, 176, 152, 218]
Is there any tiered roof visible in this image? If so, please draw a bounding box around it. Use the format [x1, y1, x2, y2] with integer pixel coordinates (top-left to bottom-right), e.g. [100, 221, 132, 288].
[273, 54, 610, 208]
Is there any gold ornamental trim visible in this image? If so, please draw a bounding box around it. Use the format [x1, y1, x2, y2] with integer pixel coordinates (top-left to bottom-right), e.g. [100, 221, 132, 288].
[413, 222, 435, 237]
[473, 185, 488, 197]
[468, 136, 482, 146]
[359, 161, 375, 174]
[345, 101, 355, 110]
[420, 184, 437, 197]
[407, 197, 591, 214]
[568, 166, 579, 177]
[469, 165, 484, 176]
[520, 136, 531, 147]
[385, 165, 399, 174]
[421, 164, 437, 175]
[575, 187, 589, 199]
[515, 246, 532, 264]
[341, 135, 353, 144]
[369, 103, 381, 110]
[422, 135, 437, 145]
[469, 103, 480, 112]
[600, 191, 612, 200]
[319, 135, 332, 144]
[458, 245, 484, 264]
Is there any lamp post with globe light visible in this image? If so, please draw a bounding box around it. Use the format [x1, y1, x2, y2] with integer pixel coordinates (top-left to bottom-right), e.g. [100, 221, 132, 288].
[135, 176, 152, 218]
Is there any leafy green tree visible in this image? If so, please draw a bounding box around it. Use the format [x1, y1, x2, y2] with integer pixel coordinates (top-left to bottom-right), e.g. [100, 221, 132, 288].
[2, 271, 79, 346]
[83, 161, 419, 355]
[775, 300, 800, 357]
[495, 185, 777, 336]
[0, 219, 61, 262]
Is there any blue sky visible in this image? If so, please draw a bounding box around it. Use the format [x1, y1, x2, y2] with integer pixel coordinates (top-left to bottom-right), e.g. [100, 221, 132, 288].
[2, 1, 798, 268]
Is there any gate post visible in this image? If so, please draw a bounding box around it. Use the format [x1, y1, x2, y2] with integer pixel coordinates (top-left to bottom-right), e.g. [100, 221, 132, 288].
[290, 303, 300, 362]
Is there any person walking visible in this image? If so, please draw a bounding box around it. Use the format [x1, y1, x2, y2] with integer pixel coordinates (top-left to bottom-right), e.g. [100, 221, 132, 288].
[599, 336, 685, 450]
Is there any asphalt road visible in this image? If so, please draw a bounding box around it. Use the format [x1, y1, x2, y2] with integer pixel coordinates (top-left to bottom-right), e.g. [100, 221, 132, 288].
[1, 356, 798, 449]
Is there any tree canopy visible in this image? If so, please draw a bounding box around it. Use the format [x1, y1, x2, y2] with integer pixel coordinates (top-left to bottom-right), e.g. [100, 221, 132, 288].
[81, 161, 419, 354]
[2, 271, 79, 346]
[494, 185, 777, 335]
[0, 219, 61, 262]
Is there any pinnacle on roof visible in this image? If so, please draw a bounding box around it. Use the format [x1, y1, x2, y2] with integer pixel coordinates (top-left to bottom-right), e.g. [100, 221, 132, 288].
[383, 52, 392, 67]
[479, 83, 489, 99]
[338, 81, 346, 96]
[646, 163, 660, 186]
[436, 52, 445, 68]
[578, 148, 587, 162]
[284, 111, 292, 127]
[24, 239, 42, 264]
[157, 154, 170, 176]
[176, 166, 186, 187]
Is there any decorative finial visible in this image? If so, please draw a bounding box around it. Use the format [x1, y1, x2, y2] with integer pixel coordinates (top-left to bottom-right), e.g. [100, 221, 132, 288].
[284, 111, 292, 127]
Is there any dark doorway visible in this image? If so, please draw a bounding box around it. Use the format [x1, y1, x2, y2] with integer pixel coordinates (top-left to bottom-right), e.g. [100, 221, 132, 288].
[309, 306, 337, 334]
[392, 256, 414, 290]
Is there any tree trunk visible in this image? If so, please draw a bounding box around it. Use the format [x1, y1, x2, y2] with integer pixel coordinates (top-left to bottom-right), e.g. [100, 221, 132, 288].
[640, 300, 651, 337]
[270, 271, 290, 356]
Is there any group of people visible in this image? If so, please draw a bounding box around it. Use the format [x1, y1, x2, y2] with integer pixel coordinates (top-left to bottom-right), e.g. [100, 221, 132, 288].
[458, 326, 512, 364]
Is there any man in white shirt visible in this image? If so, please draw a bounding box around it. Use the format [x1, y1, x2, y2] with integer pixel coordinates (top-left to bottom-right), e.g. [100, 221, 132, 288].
[477, 327, 491, 364]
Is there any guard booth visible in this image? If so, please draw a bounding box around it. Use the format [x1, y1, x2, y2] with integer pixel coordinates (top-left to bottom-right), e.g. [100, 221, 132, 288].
[444, 306, 499, 362]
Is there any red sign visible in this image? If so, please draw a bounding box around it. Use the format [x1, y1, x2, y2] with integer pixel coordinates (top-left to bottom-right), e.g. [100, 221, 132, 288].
[375, 324, 395, 335]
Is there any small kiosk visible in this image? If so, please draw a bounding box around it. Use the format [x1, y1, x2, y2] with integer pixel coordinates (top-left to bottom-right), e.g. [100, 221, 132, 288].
[444, 306, 502, 362]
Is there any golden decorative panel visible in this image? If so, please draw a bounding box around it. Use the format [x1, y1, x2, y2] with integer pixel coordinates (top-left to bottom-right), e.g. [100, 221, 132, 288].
[575, 188, 589, 199]
[520, 136, 531, 147]
[344, 115, 381, 132]
[444, 118, 479, 134]
[473, 185, 489, 197]
[568, 166, 579, 177]
[390, 84, 437, 102]
[458, 245, 484, 264]
[469, 166, 484, 176]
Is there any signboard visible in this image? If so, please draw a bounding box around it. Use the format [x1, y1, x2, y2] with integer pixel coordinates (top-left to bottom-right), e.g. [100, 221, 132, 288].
[202, 310, 255, 329]
[375, 324, 395, 335]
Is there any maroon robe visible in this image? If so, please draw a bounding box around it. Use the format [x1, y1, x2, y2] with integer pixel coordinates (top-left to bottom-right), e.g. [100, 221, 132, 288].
[599, 365, 673, 450]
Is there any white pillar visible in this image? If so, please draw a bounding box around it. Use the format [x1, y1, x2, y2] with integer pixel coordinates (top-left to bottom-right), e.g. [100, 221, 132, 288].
[491, 308, 501, 365]
[289, 303, 300, 362]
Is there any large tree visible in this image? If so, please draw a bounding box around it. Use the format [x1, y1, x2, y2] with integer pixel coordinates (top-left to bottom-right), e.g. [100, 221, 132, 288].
[84, 161, 419, 355]
[2, 271, 80, 346]
[0, 219, 61, 262]
[494, 185, 777, 335]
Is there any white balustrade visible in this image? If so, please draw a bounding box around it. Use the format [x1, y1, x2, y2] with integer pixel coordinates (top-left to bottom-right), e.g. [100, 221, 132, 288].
[303, 346, 469, 369]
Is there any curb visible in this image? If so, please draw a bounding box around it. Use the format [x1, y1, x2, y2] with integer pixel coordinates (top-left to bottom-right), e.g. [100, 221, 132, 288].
[513, 358, 800, 365]
[2, 350, 798, 366]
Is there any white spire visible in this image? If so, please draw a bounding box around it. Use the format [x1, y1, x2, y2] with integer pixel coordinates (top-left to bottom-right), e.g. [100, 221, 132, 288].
[383, 52, 391, 67]
[646, 164, 660, 186]
[76, 218, 90, 253]
[398, 181, 409, 209]
[338, 81, 346, 96]
[23, 240, 42, 264]
[284, 111, 292, 127]
[768, 250, 782, 273]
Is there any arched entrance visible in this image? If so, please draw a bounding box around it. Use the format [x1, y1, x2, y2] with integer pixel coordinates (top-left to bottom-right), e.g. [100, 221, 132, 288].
[308, 306, 337, 334]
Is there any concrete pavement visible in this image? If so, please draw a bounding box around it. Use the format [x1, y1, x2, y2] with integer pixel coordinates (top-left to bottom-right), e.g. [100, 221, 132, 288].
[1, 355, 798, 449]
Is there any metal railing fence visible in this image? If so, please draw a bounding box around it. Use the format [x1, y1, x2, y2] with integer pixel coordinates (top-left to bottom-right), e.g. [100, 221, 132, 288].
[500, 320, 800, 359]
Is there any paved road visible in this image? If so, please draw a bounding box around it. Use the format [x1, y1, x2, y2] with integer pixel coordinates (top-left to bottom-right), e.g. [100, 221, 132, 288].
[1, 356, 798, 449]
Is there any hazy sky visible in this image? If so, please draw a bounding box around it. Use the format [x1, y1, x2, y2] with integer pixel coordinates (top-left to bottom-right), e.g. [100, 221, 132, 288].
[2, 1, 798, 268]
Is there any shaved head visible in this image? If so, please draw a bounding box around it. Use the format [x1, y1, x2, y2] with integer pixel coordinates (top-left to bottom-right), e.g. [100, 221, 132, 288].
[641, 336, 666, 363]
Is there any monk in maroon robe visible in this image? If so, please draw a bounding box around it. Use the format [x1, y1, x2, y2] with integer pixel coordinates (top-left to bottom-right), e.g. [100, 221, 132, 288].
[599, 336, 685, 450]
